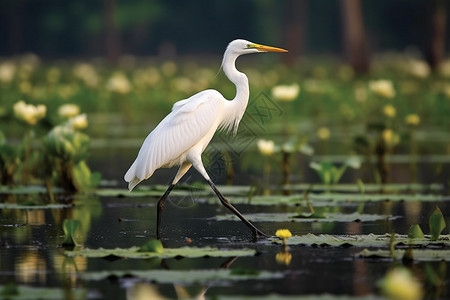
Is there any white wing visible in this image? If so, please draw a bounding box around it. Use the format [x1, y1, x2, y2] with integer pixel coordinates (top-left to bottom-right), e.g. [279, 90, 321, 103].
[124, 89, 224, 189]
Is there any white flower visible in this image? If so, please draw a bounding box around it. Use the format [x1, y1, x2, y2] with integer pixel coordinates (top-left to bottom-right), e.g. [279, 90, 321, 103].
[0, 61, 17, 84]
[69, 114, 88, 130]
[73, 63, 99, 88]
[271, 84, 300, 101]
[106, 72, 131, 94]
[257, 139, 275, 156]
[369, 80, 396, 99]
[13, 100, 46, 125]
[58, 104, 80, 118]
[408, 60, 430, 79]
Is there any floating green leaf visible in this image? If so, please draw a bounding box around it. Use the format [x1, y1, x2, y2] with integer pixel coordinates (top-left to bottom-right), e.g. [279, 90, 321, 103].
[358, 249, 450, 261]
[0, 285, 85, 300]
[429, 206, 446, 241]
[0, 185, 64, 195]
[63, 219, 80, 246]
[215, 294, 381, 300]
[81, 269, 282, 284]
[216, 212, 395, 223]
[95, 188, 208, 198]
[270, 233, 450, 247]
[408, 224, 425, 238]
[138, 239, 164, 253]
[0, 203, 72, 209]
[66, 246, 257, 259]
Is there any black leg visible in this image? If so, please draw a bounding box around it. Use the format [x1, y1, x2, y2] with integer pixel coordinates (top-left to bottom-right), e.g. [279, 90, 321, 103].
[156, 183, 175, 239]
[207, 180, 268, 238]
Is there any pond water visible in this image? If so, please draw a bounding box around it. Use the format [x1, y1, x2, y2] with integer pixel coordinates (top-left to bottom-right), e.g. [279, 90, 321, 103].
[1, 125, 449, 299]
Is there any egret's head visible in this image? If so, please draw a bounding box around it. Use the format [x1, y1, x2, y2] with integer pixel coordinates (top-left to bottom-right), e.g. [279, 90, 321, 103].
[226, 39, 288, 55]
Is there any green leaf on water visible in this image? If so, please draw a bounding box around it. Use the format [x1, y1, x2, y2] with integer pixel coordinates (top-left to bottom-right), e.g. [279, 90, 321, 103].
[293, 212, 327, 219]
[270, 233, 450, 247]
[0, 203, 72, 209]
[408, 224, 425, 239]
[138, 239, 164, 253]
[0, 285, 85, 300]
[358, 248, 450, 261]
[81, 269, 282, 284]
[216, 212, 395, 223]
[214, 294, 382, 300]
[63, 219, 80, 246]
[429, 206, 446, 241]
[66, 246, 257, 259]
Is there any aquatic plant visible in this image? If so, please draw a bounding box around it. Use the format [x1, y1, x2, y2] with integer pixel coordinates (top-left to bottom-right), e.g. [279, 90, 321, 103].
[62, 219, 80, 246]
[138, 239, 164, 253]
[275, 229, 292, 248]
[429, 206, 446, 241]
[0, 131, 19, 185]
[309, 157, 361, 185]
[43, 125, 100, 192]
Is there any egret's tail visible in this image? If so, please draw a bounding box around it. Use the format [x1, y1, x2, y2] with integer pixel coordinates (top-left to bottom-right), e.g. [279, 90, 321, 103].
[127, 177, 141, 191]
[124, 161, 141, 191]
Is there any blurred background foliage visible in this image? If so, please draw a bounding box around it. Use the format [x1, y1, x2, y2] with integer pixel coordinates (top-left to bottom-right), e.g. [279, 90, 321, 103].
[0, 0, 449, 188]
[0, 0, 449, 64]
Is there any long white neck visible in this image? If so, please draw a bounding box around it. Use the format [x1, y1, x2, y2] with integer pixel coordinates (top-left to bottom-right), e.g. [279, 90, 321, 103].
[221, 51, 249, 134]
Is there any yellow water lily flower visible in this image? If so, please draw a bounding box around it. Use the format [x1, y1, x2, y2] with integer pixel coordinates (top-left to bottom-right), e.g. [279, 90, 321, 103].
[381, 267, 423, 300]
[405, 114, 420, 126]
[317, 127, 331, 140]
[275, 229, 292, 239]
[383, 104, 396, 118]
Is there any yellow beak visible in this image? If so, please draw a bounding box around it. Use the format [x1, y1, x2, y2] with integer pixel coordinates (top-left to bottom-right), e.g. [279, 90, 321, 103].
[251, 43, 288, 53]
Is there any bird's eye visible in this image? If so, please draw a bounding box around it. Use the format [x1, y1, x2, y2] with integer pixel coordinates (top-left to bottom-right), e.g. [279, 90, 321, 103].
[246, 44, 252, 49]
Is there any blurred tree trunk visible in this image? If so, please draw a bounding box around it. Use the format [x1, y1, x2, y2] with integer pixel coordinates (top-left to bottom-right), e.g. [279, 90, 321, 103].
[282, 0, 307, 65]
[340, 0, 369, 73]
[427, 0, 446, 70]
[103, 0, 120, 63]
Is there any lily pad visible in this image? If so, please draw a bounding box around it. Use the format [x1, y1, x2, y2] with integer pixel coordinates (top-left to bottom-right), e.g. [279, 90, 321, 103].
[66, 246, 257, 259]
[0, 285, 85, 300]
[95, 187, 208, 198]
[284, 183, 443, 193]
[81, 268, 283, 284]
[270, 233, 450, 247]
[307, 193, 447, 203]
[0, 203, 72, 209]
[357, 248, 450, 261]
[216, 294, 382, 300]
[215, 212, 397, 223]
[0, 185, 64, 195]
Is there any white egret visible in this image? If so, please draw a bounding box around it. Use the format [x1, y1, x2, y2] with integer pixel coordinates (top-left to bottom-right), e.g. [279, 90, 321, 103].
[124, 39, 287, 238]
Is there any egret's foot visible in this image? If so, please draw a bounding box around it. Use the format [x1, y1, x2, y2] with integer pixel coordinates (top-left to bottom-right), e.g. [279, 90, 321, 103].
[252, 227, 269, 239]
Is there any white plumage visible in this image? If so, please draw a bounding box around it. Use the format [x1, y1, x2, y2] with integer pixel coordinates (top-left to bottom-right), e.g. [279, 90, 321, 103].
[124, 39, 287, 238]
